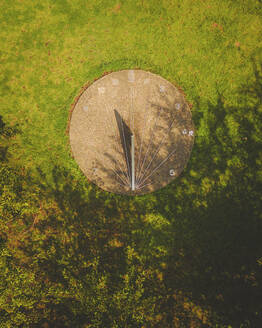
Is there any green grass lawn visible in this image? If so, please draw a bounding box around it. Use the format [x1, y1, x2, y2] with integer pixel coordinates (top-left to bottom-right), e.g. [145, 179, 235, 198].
[1, 0, 261, 185]
[1, 0, 262, 327]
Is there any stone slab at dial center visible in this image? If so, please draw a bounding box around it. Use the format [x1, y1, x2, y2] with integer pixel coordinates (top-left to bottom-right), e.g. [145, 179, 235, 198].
[69, 69, 195, 195]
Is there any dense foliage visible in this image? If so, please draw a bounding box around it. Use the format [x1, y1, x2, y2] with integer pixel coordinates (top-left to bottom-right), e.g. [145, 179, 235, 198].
[1, 0, 262, 327]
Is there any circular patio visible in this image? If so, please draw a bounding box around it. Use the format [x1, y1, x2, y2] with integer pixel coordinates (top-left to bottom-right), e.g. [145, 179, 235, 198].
[69, 69, 195, 195]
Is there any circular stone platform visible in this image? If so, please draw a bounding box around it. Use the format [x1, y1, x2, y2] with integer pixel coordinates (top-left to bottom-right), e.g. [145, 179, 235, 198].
[69, 69, 195, 195]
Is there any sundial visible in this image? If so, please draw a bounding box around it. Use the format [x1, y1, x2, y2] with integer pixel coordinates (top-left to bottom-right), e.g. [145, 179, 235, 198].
[69, 69, 195, 195]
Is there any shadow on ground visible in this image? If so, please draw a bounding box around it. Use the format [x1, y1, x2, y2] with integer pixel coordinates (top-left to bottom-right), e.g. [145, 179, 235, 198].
[152, 57, 262, 327]
[1, 59, 262, 327]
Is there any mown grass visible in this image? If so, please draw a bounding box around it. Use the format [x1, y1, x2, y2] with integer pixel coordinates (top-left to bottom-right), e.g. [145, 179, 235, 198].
[1, 0, 261, 186]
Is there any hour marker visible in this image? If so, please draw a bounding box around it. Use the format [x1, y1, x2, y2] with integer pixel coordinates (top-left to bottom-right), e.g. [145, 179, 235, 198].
[160, 85, 165, 93]
[169, 169, 175, 176]
[112, 78, 119, 86]
[144, 78, 150, 84]
[98, 87, 105, 94]
[182, 129, 187, 135]
[83, 105, 88, 112]
[128, 70, 135, 82]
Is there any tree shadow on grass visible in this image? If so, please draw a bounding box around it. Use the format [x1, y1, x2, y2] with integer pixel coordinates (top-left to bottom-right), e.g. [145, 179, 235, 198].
[0, 115, 21, 162]
[2, 60, 262, 327]
[153, 58, 262, 327]
[14, 161, 174, 327]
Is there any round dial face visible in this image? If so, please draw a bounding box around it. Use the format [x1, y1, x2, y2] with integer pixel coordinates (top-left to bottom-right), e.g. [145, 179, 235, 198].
[69, 69, 195, 195]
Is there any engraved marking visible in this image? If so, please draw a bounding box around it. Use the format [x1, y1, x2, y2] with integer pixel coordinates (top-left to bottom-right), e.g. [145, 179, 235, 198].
[111, 78, 119, 86]
[98, 87, 105, 94]
[169, 169, 175, 176]
[160, 85, 165, 93]
[128, 70, 135, 82]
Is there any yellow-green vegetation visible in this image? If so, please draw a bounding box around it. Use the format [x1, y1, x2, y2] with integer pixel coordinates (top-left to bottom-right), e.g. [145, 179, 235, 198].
[1, 0, 262, 327]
